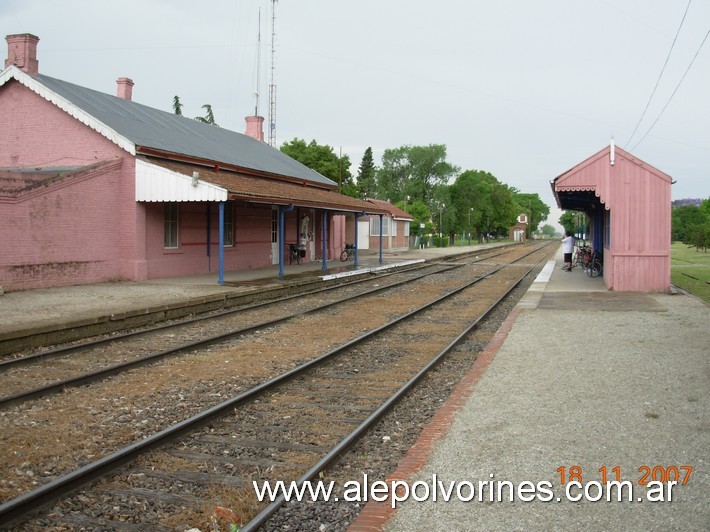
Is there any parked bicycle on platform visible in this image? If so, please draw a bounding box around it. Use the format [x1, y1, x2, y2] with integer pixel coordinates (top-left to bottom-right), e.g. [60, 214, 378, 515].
[586, 249, 603, 277]
[340, 243, 355, 262]
[288, 243, 304, 265]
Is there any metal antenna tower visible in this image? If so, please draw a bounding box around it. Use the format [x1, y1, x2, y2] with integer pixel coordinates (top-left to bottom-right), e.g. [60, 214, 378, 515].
[253, 8, 262, 116]
[268, 0, 278, 147]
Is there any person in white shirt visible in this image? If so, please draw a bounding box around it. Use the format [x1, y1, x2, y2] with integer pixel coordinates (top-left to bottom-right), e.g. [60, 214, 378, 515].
[561, 231, 575, 271]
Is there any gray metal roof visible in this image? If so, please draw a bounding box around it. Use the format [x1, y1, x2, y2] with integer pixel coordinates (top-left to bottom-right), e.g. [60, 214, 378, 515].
[35, 74, 337, 188]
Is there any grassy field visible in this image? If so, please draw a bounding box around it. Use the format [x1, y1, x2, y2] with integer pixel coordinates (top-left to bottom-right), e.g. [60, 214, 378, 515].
[671, 242, 710, 302]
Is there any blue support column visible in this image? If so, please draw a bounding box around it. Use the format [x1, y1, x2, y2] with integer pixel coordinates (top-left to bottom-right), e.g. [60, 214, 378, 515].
[218, 201, 225, 285]
[278, 205, 295, 277]
[378, 214, 384, 265]
[321, 209, 328, 271]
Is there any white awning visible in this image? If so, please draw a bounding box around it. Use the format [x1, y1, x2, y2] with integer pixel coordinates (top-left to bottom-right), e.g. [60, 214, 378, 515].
[135, 158, 228, 202]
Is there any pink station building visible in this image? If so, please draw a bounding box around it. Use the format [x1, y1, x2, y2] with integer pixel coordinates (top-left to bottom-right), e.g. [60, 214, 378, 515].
[0, 34, 396, 293]
[551, 141, 673, 292]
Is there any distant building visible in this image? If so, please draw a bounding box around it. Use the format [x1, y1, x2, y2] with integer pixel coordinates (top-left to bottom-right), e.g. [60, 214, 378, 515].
[356, 199, 414, 253]
[509, 213, 528, 242]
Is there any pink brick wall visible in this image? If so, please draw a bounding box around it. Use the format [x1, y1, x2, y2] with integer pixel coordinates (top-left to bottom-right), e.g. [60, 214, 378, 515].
[0, 80, 138, 291]
[0, 79, 354, 291]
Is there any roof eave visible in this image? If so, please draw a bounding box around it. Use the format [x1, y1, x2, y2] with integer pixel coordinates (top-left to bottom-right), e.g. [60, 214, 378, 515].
[0, 66, 136, 155]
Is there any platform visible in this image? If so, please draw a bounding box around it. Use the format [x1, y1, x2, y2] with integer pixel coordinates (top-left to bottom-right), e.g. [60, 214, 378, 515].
[350, 246, 709, 530]
[0, 243, 504, 341]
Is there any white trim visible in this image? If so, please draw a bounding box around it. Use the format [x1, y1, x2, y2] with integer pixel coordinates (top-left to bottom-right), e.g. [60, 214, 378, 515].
[0, 66, 136, 155]
[136, 159, 228, 201]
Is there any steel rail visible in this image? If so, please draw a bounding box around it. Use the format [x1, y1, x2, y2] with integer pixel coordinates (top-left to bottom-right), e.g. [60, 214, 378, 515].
[0, 262, 444, 370]
[0, 243, 550, 527]
[241, 243, 553, 531]
[1, 244, 519, 369]
[0, 262, 465, 408]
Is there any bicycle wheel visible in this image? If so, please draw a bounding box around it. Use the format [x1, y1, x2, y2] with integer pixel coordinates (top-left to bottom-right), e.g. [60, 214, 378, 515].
[588, 260, 601, 277]
[340, 250, 349, 262]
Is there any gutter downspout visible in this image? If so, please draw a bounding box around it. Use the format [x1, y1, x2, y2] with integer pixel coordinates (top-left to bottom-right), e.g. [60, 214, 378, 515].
[279, 205, 295, 277]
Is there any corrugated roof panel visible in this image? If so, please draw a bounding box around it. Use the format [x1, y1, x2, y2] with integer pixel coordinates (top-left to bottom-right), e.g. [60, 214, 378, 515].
[30, 73, 337, 188]
[136, 159, 228, 202]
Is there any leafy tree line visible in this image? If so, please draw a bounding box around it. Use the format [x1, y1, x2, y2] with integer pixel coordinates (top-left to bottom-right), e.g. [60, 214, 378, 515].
[673, 199, 710, 251]
[279, 139, 550, 243]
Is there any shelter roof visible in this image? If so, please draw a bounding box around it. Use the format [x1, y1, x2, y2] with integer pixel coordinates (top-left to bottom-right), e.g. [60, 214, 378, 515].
[0, 66, 336, 189]
[365, 198, 414, 220]
[141, 158, 388, 214]
[550, 144, 673, 210]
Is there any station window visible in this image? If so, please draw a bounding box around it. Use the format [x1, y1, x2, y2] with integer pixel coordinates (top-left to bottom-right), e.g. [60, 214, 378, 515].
[271, 209, 278, 243]
[164, 203, 178, 248]
[223, 201, 235, 246]
[370, 216, 390, 236]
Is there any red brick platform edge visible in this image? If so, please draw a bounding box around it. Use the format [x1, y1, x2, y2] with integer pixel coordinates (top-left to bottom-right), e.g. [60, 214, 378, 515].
[348, 306, 523, 531]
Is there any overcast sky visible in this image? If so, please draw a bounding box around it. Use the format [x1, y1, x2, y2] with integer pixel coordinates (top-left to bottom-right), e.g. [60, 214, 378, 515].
[2, 0, 708, 229]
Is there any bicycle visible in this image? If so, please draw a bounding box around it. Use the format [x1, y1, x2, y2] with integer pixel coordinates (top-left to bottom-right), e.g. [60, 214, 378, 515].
[572, 244, 591, 270]
[340, 243, 355, 262]
[288, 243, 303, 265]
[586, 249, 603, 277]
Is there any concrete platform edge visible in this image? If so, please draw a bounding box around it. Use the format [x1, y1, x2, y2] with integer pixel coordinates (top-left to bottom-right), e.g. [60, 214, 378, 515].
[347, 258, 554, 530]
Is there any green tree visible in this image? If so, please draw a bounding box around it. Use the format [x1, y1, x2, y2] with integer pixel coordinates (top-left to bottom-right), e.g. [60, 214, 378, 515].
[172, 95, 183, 115]
[398, 199, 433, 240]
[449, 170, 517, 242]
[375, 144, 458, 204]
[559, 211, 575, 232]
[280, 138, 354, 194]
[356, 147, 377, 199]
[672, 204, 708, 242]
[541, 224, 557, 237]
[685, 222, 710, 251]
[195, 104, 218, 126]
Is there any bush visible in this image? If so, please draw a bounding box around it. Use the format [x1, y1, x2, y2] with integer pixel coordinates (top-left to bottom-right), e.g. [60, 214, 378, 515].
[432, 236, 449, 247]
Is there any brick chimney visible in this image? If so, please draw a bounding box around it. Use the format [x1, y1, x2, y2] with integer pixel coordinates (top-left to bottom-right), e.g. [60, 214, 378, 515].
[245, 115, 264, 142]
[116, 77, 134, 100]
[5, 33, 40, 76]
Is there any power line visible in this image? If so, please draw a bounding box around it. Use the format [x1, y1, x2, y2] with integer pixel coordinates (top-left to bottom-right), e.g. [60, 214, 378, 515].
[629, 29, 709, 152]
[624, 0, 692, 148]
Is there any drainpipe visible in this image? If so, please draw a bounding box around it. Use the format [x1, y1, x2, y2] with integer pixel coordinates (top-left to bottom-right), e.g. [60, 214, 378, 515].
[321, 210, 328, 272]
[378, 214, 384, 265]
[218, 201, 225, 285]
[354, 211, 366, 266]
[279, 204, 295, 277]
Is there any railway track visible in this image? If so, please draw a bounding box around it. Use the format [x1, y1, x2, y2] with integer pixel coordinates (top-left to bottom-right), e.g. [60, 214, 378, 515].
[0, 242, 554, 529]
[0, 246, 517, 408]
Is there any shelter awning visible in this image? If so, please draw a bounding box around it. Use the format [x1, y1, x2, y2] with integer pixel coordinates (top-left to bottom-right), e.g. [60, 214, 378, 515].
[137, 157, 388, 214]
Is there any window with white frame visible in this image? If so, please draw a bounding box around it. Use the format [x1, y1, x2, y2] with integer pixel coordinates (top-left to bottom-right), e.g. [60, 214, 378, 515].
[369, 216, 391, 236]
[404, 221, 410, 237]
[164, 203, 178, 248]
